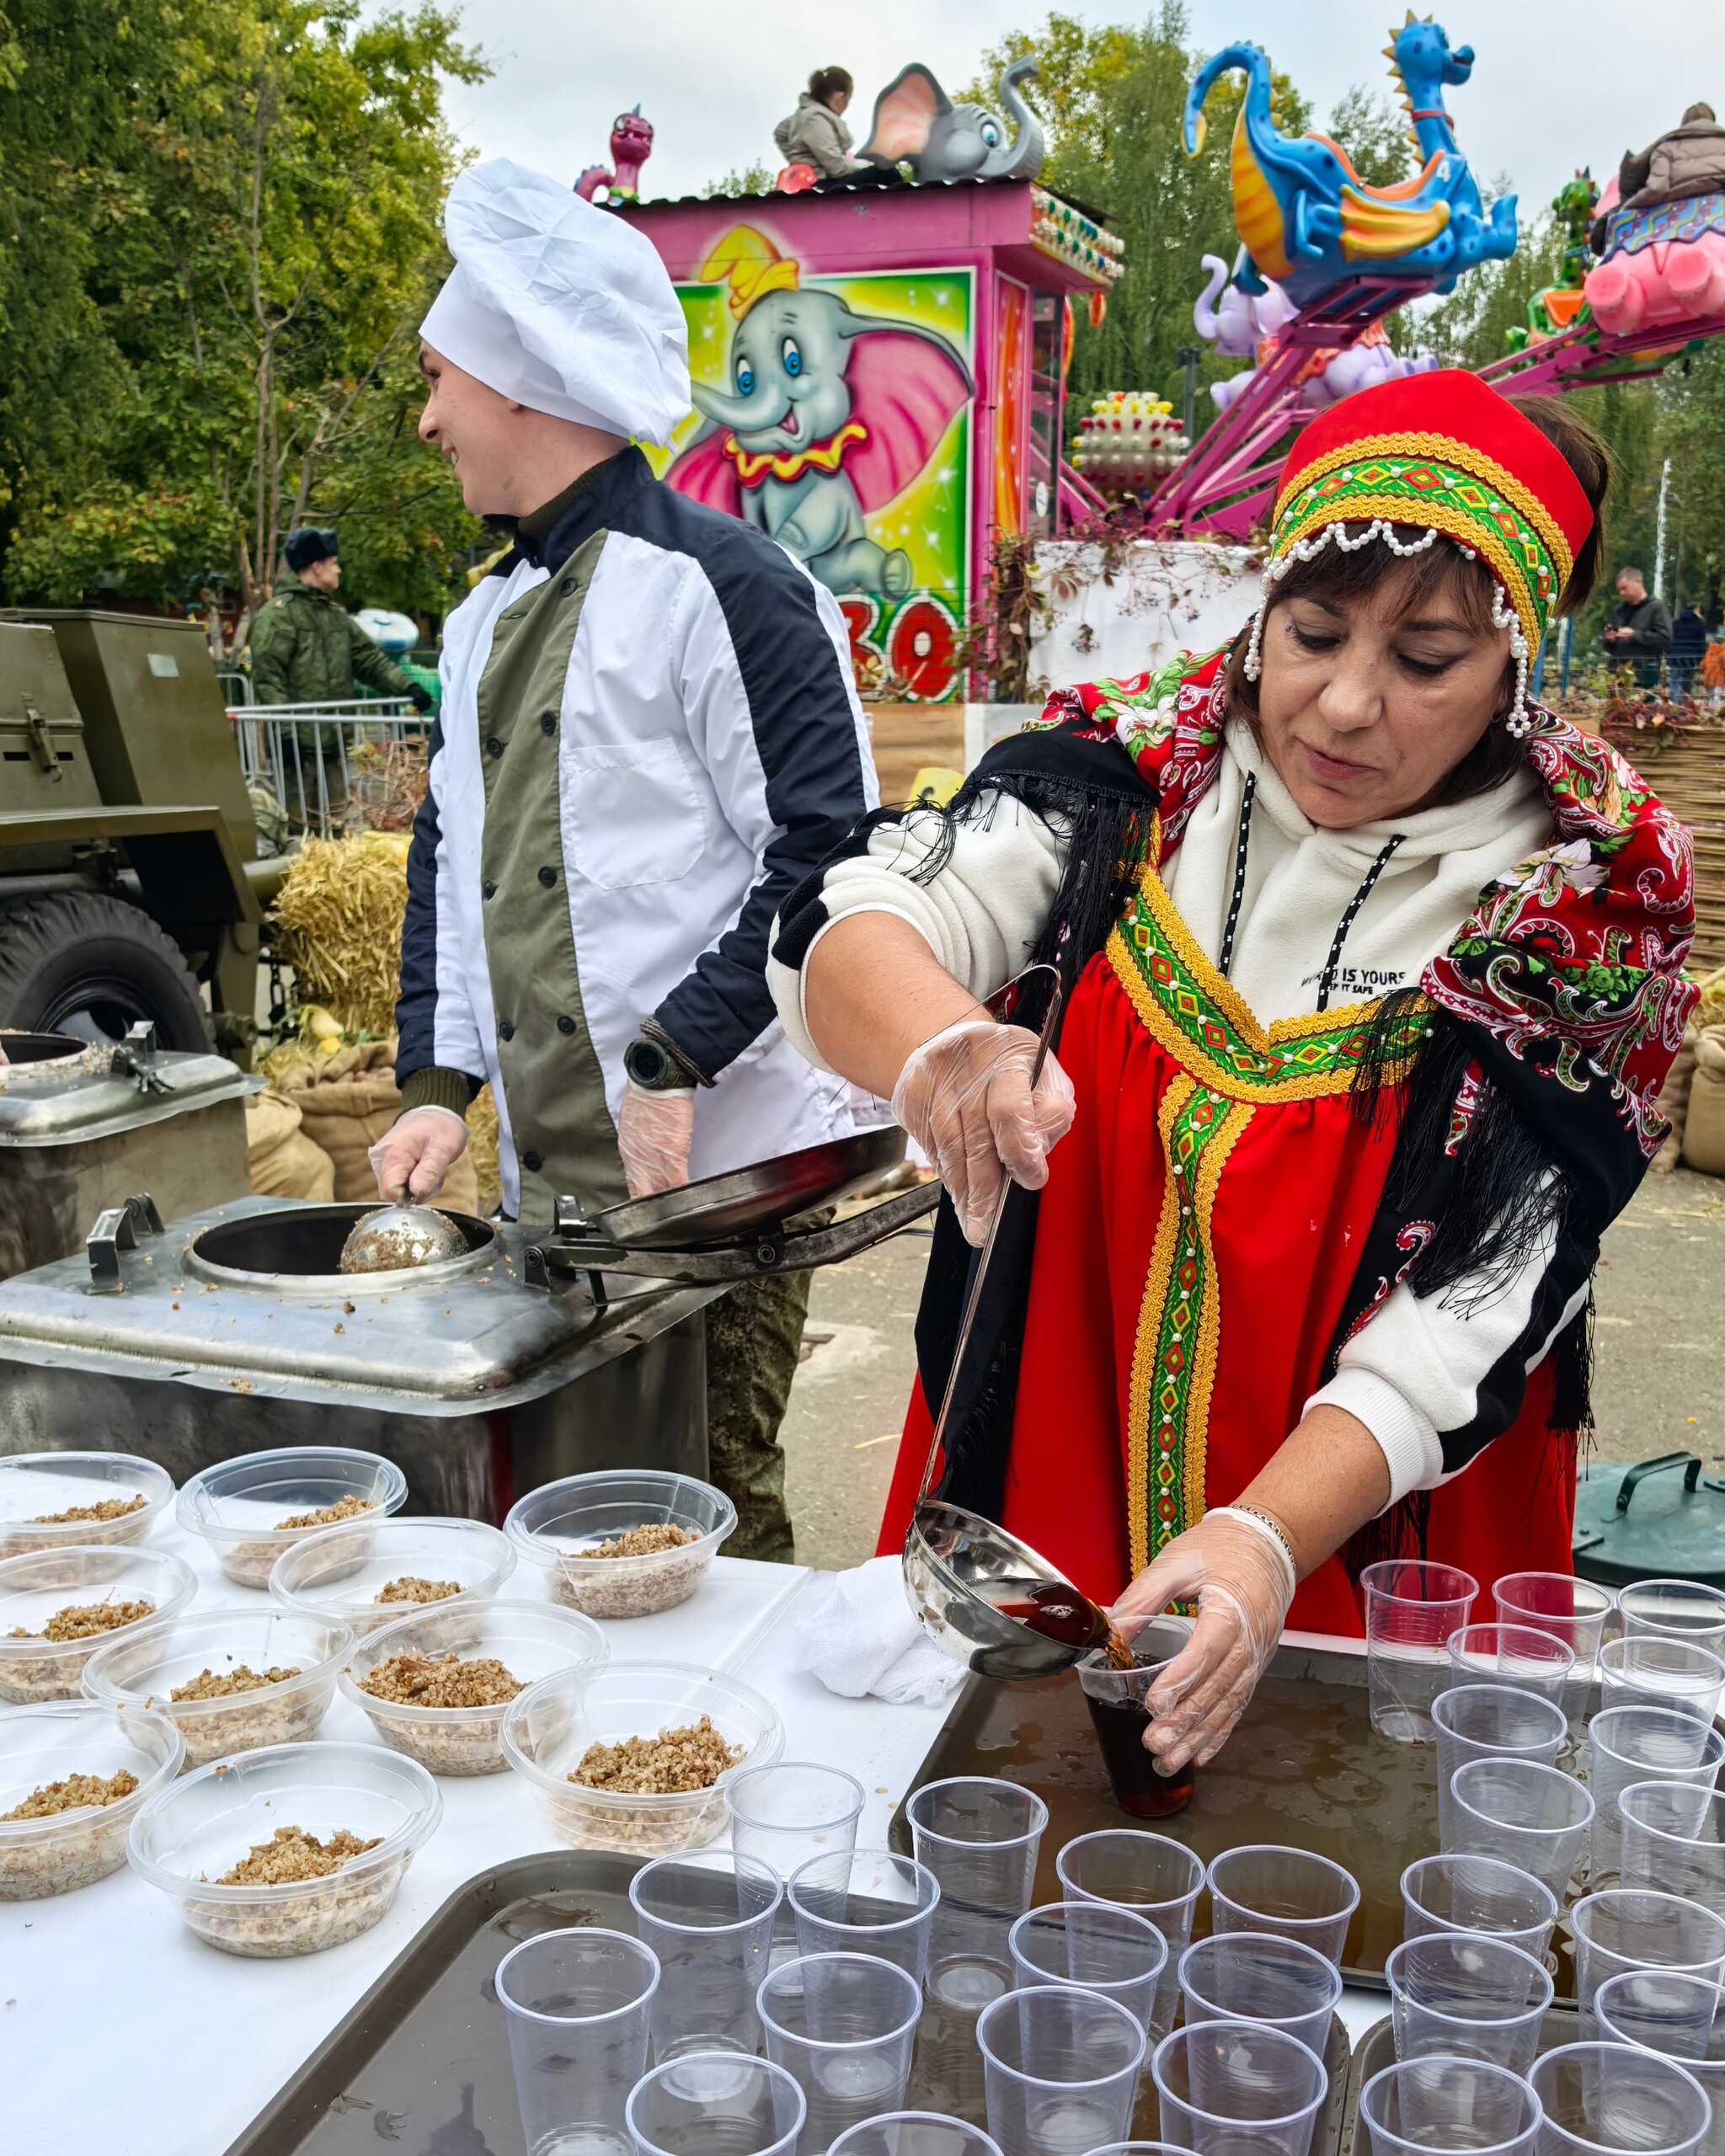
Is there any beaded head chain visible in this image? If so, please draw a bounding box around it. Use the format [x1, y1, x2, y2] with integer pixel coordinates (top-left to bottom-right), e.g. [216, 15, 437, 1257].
[1242, 370, 1596, 738]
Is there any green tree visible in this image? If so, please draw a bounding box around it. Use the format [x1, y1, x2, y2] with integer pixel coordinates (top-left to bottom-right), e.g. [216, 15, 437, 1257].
[1325, 85, 1415, 189]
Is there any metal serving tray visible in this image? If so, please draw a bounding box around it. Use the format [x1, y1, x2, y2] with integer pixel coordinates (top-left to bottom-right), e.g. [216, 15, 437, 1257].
[891, 1637, 1439, 1988]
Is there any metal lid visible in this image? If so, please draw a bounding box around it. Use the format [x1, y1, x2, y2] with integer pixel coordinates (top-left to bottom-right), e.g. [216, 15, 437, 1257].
[593, 1125, 905, 1250]
[1573, 1454, 1725, 1589]
[0, 1033, 261, 1145]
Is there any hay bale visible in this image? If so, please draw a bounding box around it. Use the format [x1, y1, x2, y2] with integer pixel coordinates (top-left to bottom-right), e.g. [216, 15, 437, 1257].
[269, 834, 412, 1038]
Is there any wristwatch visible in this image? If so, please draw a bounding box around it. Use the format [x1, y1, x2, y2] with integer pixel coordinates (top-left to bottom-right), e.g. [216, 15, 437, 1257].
[623, 1035, 698, 1091]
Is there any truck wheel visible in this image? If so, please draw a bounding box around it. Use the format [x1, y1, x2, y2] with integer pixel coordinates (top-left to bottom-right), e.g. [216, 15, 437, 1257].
[0, 891, 213, 1051]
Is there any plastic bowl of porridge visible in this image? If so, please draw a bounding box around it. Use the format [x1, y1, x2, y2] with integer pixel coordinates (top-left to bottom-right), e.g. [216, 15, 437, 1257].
[0, 1452, 175, 1560]
[176, 1447, 409, 1588]
[269, 1515, 514, 1639]
[503, 1471, 735, 1620]
[83, 1609, 355, 1769]
[340, 1601, 607, 1775]
[1, 1700, 183, 1898]
[127, 1740, 441, 1956]
[0, 1545, 198, 1704]
[501, 1659, 781, 1855]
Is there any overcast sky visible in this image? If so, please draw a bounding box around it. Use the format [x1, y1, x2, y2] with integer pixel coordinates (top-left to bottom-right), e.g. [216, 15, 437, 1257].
[428, 0, 1723, 225]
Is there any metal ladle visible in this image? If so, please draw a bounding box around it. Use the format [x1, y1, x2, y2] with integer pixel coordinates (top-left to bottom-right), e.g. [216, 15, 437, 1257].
[900, 966, 1126, 1680]
[339, 1203, 467, 1275]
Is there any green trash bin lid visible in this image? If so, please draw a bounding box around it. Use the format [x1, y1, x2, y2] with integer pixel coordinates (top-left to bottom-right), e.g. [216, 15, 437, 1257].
[1573, 1454, 1725, 1590]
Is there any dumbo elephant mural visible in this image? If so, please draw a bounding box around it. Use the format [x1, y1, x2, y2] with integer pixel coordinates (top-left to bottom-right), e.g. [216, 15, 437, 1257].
[666, 227, 975, 602]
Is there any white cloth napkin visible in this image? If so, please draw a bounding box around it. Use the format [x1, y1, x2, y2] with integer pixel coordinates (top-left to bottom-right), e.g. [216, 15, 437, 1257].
[790, 1555, 965, 1707]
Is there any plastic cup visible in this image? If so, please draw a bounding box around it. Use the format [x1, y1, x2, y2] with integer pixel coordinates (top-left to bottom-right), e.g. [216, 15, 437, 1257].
[907, 1780, 1048, 2011]
[1529, 2040, 1710, 2156]
[788, 1849, 940, 1987]
[1620, 1582, 1725, 1655]
[1619, 1786, 1725, 1917]
[629, 1851, 781, 2062]
[978, 1984, 1146, 2156]
[496, 1926, 660, 2156]
[1386, 1932, 1554, 2073]
[758, 1952, 922, 2153]
[1151, 2020, 1327, 2156]
[1571, 1892, 1725, 2037]
[1434, 1687, 1568, 1844]
[1595, 1969, 1725, 2063]
[1178, 1931, 1342, 2060]
[1207, 1844, 1361, 1967]
[1494, 1574, 1616, 1734]
[1446, 1625, 1577, 1709]
[1363, 1560, 1479, 1743]
[1007, 1901, 1166, 2033]
[826, 2121, 1004, 2156]
[1400, 1854, 1559, 1962]
[726, 1763, 867, 1882]
[1599, 1638, 1725, 1723]
[627, 2052, 805, 2156]
[1076, 1615, 1198, 1820]
[1444, 1758, 1594, 1898]
[1587, 1710, 1725, 1889]
[1359, 2055, 1542, 2156]
[1055, 1828, 1204, 2037]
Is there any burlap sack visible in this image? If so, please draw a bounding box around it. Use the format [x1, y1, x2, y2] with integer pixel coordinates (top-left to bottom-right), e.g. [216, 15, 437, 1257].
[1649, 1022, 1700, 1174]
[245, 1090, 335, 1202]
[1681, 1027, 1725, 1177]
[276, 1040, 481, 1212]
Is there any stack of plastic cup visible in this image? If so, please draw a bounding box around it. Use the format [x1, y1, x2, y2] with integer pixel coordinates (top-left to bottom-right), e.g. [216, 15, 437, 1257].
[1529, 2041, 1711, 2156]
[1594, 1971, 1725, 2156]
[1207, 1845, 1360, 1966]
[827, 2120, 1004, 2156]
[1495, 1572, 1616, 1736]
[977, 1985, 1146, 2156]
[1385, 1932, 1553, 2073]
[1620, 1582, 1725, 1655]
[1587, 1710, 1725, 1889]
[1359, 2057, 1542, 2156]
[1362, 1561, 1478, 1742]
[788, 1850, 941, 1987]
[1178, 1932, 1342, 2060]
[1432, 1686, 1567, 1844]
[1443, 1758, 1594, 1899]
[909, 1780, 1049, 2013]
[1055, 1829, 1205, 2038]
[1445, 1624, 1576, 1708]
[627, 2053, 805, 2156]
[1620, 1786, 1725, 1917]
[628, 1851, 782, 2063]
[1570, 1891, 1725, 2036]
[758, 1952, 922, 2152]
[1006, 1902, 1166, 2034]
[1599, 1638, 1725, 1723]
[495, 1926, 660, 2156]
[1151, 2021, 1328, 2156]
[1400, 1854, 1560, 1962]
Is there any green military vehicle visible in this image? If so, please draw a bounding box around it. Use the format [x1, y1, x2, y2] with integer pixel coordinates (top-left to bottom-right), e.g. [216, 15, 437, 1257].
[0, 609, 278, 1056]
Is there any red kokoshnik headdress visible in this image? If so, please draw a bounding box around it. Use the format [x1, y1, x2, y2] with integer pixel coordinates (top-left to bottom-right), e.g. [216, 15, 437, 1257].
[1242, 370, 1596, 737]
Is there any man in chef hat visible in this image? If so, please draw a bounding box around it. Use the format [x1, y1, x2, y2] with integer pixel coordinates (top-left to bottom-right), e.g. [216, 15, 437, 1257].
[373, 161, 880, 1561]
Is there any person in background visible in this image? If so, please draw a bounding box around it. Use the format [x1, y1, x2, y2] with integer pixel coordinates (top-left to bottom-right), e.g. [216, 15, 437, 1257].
[774, 67, 869, 182]
[248, 527, 434, 711]
[1603, 566, 1672, 688]
[1617, 102, 1725, 214]
[1669, 602, 1707, 698]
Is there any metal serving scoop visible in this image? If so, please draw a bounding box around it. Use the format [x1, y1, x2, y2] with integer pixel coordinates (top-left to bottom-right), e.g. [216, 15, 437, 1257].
[339, 1203, 467, 1275]
[900, 964, 1132, 1681]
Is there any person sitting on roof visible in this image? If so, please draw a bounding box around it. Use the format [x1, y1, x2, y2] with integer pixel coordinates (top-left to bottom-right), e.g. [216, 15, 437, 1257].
[774, 68, 870, 182]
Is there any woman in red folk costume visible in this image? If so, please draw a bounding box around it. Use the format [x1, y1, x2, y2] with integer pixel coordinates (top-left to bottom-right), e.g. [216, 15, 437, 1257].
[767, 371, 1696, 1774]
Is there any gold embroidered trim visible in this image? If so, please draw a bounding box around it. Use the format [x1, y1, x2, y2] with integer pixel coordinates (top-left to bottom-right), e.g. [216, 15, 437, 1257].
[1182, 1095, 1250, 1534]
[1126, 1075, 1192, 1573]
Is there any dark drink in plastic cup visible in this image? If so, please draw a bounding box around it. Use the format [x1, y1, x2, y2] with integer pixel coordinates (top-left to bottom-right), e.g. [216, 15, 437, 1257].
[1076, 1614, 1197, 1820]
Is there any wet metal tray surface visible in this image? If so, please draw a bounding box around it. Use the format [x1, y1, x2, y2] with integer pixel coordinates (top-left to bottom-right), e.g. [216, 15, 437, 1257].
[891, 1637, 1437, 1989]
[227, 1850, 1351, 2156]
[1339, 2004, 1583, 2155]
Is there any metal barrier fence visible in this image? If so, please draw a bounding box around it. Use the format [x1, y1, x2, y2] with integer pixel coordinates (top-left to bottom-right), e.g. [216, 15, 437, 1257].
[230, 699, 430, 839]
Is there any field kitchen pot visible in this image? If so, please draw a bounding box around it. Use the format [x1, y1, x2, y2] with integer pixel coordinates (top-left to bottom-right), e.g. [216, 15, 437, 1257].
[0, 1022, 258, 1282]
[0, 1129, 936, 1521]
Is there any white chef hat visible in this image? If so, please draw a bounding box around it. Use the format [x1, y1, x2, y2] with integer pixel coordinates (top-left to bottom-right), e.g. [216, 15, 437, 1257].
[421, 158, 691, 447]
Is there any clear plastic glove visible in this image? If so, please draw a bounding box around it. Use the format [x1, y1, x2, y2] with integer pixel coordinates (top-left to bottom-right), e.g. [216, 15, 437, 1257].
[368, 1104, 469, 1202]
[617, 1081, 695, 1199]
[1111, 1508, 1297, 1772]
[889, 1018, 1076, 1246]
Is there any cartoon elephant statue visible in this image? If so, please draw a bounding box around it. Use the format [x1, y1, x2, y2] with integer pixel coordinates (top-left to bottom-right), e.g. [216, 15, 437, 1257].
[1192, 253, 1295, 356]
[1194, 254, 1434, 413]
[862, 57, 1045, 184]
[666, 227, 974, 599]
